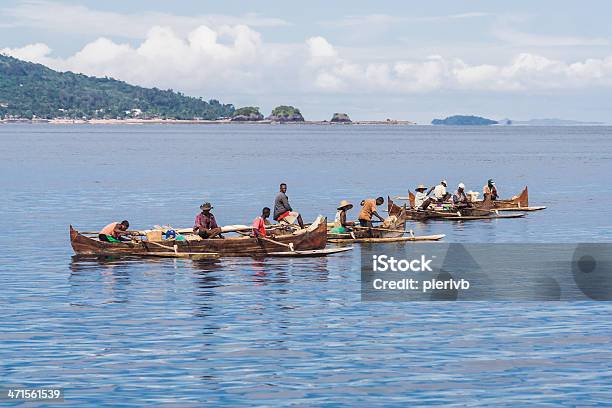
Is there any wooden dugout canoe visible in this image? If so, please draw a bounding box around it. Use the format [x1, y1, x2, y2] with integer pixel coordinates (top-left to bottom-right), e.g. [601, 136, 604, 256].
[472, 186, 545, 211]
[328, 209, 407, 241]
[70, 217, 328, 257]
[397, 186, 545, 212]
[388, 197, 526, 221]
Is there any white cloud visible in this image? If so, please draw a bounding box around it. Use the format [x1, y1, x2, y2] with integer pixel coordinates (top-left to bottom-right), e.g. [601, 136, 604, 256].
[307, 36, 337, 58]
[2, 24, 268, 94]
[0, 0, 289, 39]
[305, 39, 612, 93]
[0, 42, 51, 62]
[3, 30, 612, 98]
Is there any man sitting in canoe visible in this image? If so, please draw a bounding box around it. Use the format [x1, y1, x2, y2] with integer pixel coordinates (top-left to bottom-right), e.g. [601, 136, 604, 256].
[193, 202, 223, 239]
[416, 180, 450, 210]
[273, 183, 305, 229]
[99, 220, 133, 242]
[252, 207, 273, 237]
[358, 197, 385, 228]
[414, 184, 432, 210]
[330, 200, 355, 234]
[452, 183, 472, 208]
[428, 179, 451, 203]
[483, 179, 499, 201]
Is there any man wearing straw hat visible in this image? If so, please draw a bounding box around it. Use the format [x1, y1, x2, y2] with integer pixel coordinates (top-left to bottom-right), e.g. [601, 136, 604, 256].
[330, 200, 355, 234]
[193, 202, 223, 239]
[414, 184, 430, 210]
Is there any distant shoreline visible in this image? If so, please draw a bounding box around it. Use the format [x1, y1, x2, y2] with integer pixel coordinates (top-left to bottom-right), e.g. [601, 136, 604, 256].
[1, 118, 608, 126]
[0, 118, 418, 125]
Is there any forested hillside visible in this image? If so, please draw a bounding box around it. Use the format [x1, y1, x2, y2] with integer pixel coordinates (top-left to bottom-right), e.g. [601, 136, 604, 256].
[0, 54, 234, 120]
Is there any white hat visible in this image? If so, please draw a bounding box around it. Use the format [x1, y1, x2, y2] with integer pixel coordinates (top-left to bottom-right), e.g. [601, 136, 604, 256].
[458, 183, 465, 189]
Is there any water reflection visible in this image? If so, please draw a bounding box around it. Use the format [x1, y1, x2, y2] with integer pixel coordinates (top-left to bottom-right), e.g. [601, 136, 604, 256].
[69, 255, 136, 305]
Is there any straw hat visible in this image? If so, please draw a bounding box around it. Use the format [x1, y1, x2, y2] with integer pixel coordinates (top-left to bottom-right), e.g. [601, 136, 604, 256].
[337, 200, 354, 210]
[200, 202, 213, 210]
[415, 184, 427, 191]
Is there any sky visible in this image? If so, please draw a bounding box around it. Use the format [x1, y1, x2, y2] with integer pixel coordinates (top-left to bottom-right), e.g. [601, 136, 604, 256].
[1, 0, 612, 122]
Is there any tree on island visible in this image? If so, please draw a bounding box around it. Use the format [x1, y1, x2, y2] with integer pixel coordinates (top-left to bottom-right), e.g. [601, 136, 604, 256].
[431, 115, 498, 126]
[267, 105, 304, 122]
[0, 54, 234, 120]
[331, 113, 352, 123]
[231, 106, 263, 121]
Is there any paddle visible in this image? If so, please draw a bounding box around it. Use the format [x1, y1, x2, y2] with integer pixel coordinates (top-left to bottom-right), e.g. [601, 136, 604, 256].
[236, 231, 295, 252]
[353, 226, 412, 235]
[145, 240, 179, 252]
[80, 230, 145, 236]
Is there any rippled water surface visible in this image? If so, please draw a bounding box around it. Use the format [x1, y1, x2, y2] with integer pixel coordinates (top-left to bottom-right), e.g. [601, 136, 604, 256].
[1, 124, 612, 406]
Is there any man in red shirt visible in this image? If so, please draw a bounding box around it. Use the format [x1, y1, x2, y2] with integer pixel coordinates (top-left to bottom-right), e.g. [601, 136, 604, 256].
[252, 207, 272, 237]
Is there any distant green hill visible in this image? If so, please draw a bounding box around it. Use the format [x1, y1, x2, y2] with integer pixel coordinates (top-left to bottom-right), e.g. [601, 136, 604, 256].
[432, 115, 498, 126]
[0, 54, 234, 120]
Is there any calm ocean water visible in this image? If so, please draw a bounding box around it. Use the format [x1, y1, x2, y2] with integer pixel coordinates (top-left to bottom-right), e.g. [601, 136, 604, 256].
[1, 124, 612, 406]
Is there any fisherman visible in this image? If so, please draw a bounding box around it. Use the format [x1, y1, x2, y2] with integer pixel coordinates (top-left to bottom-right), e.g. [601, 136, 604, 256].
[358, 197, 385, 228]
[273, 183, 305, 229]
[193, 202, 223, 239]
[99, 220, 133, 242]
[330, 200, 355, 234]
[428, 179, 451, 202]
[483, 179, 499, 201]
[252, 207, 272, 237]
[452, 183, 472, 208]
[414, 184, 431, 210]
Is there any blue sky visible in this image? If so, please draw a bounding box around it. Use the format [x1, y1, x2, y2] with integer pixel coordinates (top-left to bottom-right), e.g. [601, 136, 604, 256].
[1, 0, 611, 122]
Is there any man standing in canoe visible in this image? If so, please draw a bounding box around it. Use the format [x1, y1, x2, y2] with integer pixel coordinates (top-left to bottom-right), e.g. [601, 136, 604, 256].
[273, 183, 305, 229]
[358, 197, 385, 228]
[252, 207, 273, 237]
[193, 202, 223, 239]
[99, 220, 133, 242]
[483, 179, 499, 201]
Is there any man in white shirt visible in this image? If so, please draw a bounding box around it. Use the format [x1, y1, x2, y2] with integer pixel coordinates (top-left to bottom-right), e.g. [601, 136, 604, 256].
[414, 184, 430, 209]
[429, 180, 451, 202]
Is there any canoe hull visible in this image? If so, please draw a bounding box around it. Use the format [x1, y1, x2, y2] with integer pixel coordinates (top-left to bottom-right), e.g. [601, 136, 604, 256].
[388, 195, 527, 221]
[70, 218, 327, 257]
[472, 186, 530, 209]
